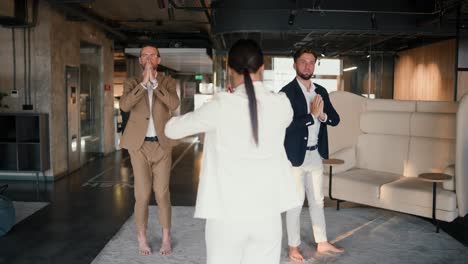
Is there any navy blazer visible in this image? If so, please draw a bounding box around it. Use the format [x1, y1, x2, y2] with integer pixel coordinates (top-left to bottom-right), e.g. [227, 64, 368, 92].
[281, 79, 340, 167]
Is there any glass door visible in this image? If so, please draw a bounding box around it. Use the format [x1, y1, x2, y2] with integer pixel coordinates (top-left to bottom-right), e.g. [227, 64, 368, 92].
[79, 42, 104, 164]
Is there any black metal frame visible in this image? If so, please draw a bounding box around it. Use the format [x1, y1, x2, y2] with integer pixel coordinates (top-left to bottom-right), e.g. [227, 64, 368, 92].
[432, 182, 441, 233]
[328, 165, 344, 210]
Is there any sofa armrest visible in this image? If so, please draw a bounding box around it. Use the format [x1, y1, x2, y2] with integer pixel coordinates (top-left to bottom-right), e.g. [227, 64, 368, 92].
[324, 146, 356, 175]
[443, 164, 456, 191]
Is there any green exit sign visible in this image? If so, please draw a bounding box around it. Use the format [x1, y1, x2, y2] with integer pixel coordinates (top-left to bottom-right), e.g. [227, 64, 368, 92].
[195, 74, 203, 80]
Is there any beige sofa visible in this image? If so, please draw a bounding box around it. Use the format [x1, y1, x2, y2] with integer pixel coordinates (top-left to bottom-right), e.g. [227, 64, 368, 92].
[324, 91, 468, 222]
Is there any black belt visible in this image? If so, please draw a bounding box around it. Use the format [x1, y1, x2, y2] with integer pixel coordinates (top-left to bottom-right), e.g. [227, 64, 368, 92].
[306, 144, 318, 151]
[144, 136, 159, 142]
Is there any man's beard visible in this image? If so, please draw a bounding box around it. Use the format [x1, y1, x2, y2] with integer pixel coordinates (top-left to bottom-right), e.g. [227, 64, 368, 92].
[297, 71, 312, 80]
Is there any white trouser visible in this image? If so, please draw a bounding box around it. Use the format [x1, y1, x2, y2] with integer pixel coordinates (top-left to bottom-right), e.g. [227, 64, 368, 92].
[286, 158, 327, 246]
[205, 215, 282, 264]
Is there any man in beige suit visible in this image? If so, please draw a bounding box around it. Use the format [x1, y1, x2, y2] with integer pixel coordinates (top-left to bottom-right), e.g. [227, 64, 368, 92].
[120, 45, 180, 256]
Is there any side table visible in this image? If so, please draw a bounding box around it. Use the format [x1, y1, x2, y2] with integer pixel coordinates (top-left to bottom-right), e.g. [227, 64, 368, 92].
[418, 172, 453, 233]
[323, 158, 345, 210]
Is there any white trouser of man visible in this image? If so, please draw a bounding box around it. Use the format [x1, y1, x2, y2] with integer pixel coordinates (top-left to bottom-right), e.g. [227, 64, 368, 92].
[205, 214, 282, 264]
[286, 149, 327, 246]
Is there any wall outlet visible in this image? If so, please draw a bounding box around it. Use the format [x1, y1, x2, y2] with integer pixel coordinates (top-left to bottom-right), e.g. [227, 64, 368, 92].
[11, 90, 18, 98]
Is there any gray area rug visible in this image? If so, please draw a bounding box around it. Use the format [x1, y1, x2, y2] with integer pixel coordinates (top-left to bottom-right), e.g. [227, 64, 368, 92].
[92, 206, 468, 264]
[12, 201, 49, 224]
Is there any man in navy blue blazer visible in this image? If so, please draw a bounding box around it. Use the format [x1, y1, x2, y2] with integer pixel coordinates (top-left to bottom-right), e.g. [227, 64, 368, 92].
[281, 48, 343, 262]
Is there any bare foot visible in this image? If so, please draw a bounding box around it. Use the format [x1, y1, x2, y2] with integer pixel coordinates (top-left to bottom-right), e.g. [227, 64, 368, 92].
[159, 239, 172, 256]
[137, 235, 152, 256]
[317, 242, 344, 254]
[160, 228, 172, 256]
[289, 246, 304, 262]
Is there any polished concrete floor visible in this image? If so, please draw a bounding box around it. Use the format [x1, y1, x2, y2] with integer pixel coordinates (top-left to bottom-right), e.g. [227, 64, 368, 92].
[0, 138, 467, 264]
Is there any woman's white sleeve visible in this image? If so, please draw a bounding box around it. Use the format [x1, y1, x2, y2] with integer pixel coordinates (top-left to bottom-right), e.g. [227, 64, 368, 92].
[165, 96, 220, 139]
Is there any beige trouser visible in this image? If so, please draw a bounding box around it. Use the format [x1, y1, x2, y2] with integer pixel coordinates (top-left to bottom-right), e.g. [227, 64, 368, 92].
[129, 141, 172, 231]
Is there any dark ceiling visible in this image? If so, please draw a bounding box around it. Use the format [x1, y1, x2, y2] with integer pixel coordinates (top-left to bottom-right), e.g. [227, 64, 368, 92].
[47, 0, 468, 56]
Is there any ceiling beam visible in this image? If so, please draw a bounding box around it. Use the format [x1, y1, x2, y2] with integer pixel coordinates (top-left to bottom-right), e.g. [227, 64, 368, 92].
[46, 0, 128, 40]
[212, 8, 457, 36]
[200, 0, 212, 24]
[168, 0, 210, 11]
[212, 0, 439, 13]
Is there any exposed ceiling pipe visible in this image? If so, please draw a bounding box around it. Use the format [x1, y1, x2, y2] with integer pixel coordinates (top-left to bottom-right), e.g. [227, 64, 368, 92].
[417, 0, 466, 26]
[6, 0, 39, 28]
[12, 29, 16, 93]
[199, 0, 212, 24]
[46, 0, 128, 40]
[116, 19, 209, 24]
[209, 0, 464, 15]
[23, 28, 27, 106]
[6, 1, 39, 110]
[28, 27, 32, 106]
[168, 3, 175, 21]
[305, 8, 441, 15]
[328, 34, 399, 57]
[304, 0, 465, 15]
[168, 0, 209, 11]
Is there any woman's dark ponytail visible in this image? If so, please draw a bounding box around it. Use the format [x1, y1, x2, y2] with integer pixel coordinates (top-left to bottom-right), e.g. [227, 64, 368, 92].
[227, 39, 263, 146]
[243, 68, 258, 145]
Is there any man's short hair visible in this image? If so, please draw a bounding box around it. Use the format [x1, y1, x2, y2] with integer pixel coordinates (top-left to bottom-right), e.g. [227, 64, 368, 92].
[140, 45, 160, 57]
[293, 47, 318, 62]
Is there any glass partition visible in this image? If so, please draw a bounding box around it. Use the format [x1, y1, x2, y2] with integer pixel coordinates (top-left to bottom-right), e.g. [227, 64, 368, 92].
[80, 42, 104, 163]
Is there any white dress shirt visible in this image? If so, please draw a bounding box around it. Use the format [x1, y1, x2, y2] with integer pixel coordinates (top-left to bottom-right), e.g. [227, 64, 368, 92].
[296, 78, 320, 147]
[142, 76, 158, 137]
[296, 78, 326, 169]
[165, 81, 301, 220]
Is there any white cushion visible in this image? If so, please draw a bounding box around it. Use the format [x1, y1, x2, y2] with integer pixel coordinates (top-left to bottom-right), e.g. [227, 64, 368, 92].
[366, 99, 416, 112]
[328, 91, 366, 154]
[379, 198, 458, 222]
[410, 113, 456, 139]
[406, 137, 455, 177]
[357, 134, 409, 175]
[443, 165, 456, 191]
[324, 146, 356, 175]
[380, 177, 457, 212]
[416, 101, 458, 114]
[456, 94, 468, 217]
[360, 111, 411, 136]
[325, 169, 403, 202]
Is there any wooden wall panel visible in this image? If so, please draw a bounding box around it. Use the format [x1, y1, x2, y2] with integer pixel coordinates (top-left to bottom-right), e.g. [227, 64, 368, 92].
[394, 39, 456, 101]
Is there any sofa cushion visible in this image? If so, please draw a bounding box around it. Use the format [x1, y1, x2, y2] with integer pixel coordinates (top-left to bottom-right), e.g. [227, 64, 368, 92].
[443, 165, 456, 191]
[416, 101, 457, 114]
[326, 169, 403, 201]
[380, 177, 457, 212]
[328, 91, 366, 154]
[325, 146, 356, 175]
[366, 99, 416, 112]
[357, 134, 409, 175]
[360, 111, 411, 136]
[406, 137, 455, 177]
[410, 113, 456, 139]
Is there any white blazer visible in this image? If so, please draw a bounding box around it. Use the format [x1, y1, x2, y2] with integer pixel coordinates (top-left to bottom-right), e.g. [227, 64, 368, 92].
[165, 81, 301, 220]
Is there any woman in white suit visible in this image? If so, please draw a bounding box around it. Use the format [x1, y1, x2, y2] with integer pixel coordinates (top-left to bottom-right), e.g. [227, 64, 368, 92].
[165, 39, 300, 264]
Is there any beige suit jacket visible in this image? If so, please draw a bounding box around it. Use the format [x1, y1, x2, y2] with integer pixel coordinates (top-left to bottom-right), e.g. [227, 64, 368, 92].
[119, 74, 180, 152]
